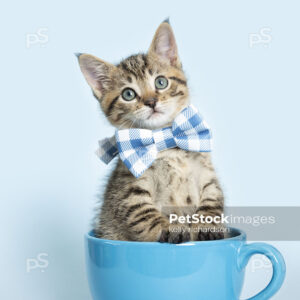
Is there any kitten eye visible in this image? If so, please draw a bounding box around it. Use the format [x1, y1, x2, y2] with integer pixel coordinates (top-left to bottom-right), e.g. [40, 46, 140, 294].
[122, 88, 136, 101]
[155, 76, 168, 89]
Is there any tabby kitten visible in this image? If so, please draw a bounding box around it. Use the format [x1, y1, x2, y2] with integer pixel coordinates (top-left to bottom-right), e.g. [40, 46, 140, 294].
[77, 20, 225, 243]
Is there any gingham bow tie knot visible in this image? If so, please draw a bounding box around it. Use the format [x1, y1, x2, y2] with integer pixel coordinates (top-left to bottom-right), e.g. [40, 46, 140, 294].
[96, 105, 212, 178]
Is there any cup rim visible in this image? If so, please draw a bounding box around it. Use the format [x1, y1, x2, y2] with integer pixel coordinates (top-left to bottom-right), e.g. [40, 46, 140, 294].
[85, 227, 246, 246]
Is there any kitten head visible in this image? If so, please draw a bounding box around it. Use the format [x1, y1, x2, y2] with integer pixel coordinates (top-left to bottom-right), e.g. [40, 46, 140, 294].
[77, 20, 189, 129]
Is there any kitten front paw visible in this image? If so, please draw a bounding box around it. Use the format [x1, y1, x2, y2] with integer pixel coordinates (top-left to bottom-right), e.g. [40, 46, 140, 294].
[193, 224, 225, 241]
[158, 224, 190, 244]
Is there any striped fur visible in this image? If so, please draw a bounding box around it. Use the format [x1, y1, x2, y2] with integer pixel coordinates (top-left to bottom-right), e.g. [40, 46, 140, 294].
[77, 21, 225, 243]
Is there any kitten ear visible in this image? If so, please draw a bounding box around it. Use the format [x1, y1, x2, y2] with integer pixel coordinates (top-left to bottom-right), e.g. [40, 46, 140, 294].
[76, 53, 115, 99]
[148, 20, 180, 67]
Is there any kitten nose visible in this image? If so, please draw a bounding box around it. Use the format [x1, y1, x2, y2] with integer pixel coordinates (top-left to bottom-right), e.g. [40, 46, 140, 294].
[144, 98, 157, 109]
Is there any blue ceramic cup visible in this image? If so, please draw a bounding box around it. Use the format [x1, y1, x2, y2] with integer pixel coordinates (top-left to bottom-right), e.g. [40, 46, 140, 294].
[85, 228, 285, 300]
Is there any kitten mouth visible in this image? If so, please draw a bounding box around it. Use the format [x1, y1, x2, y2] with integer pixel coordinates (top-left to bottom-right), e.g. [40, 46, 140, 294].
[147, 109, 163, 119]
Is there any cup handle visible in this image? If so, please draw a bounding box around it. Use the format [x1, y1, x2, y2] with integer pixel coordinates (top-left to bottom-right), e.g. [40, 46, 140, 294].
[238, 243, 286, 300]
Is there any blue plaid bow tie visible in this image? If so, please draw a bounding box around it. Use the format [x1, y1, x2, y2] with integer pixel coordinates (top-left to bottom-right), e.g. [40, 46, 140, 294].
[96, 105, 212, 178]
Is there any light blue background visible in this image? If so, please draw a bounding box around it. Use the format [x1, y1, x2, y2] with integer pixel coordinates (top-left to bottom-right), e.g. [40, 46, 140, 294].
[0, 0, 299, 299]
